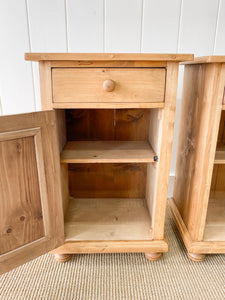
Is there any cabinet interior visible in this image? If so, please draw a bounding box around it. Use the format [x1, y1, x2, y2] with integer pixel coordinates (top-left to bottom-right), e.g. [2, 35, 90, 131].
[56, 108, 163, 242]
[204, 110, 225, 241]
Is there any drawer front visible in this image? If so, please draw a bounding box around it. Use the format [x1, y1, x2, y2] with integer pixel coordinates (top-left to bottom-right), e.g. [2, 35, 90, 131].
[52, 68, 166, 103]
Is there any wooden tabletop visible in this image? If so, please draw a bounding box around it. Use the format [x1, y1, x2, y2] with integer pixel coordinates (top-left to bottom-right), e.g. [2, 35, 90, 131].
[25, 53, 193, 62]
[182, 56, 225, 65]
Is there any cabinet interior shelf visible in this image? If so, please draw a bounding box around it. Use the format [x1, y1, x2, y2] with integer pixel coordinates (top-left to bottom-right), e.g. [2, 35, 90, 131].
[64, 197, 153, 242]
[204, 192, 225, 242]
[214, 147, 225, 164]
[61, 141, 157, 163]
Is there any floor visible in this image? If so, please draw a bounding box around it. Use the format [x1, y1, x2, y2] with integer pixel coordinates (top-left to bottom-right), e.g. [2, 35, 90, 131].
[0, 206, 224, 300]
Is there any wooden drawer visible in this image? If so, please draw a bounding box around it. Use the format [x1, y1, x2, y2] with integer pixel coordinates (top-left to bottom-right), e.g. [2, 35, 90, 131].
[52, 68, 166, 103]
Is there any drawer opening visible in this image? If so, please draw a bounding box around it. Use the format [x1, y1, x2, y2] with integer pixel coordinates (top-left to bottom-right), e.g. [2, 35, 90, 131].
[56, 108, 164, 242]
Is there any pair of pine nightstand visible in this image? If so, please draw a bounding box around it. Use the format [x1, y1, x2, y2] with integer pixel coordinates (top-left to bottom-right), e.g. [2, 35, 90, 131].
[0, 53, 224, 274]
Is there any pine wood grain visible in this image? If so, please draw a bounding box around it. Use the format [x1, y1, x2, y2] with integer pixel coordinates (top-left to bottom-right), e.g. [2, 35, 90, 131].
[217, 110, 225, 146]
[0, 111, 64, 274]
[0, 136, 44, 254]
[211, 165, 225, 192]
[172, 59, 225, 257]
[152, 62, 179, 239]
[66, 109, 115, 141]
[204, 192, 225, 242]
[52, 68, 166, 104]
[50, 61, 167, 68]
[64, 198, 153, 241]
[51, 239, 169, 254]
[66, 109, 150, 141]
[146, 109, 163, 222]
[115, 109, 150, 140]
[25, 53, 194, 62]
[61, 141, 156, 163]
[182, 56, 225, 64]
[214, 149, 225, 164]
[68, 163, 146, 199]
[173, 63, 225, 242]
[169, 198, 225, 254]
[53, 102, 164, 109]
[39, 61, 52, 110]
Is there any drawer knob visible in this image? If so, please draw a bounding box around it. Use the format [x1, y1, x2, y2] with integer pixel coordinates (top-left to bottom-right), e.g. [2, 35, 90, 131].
[103, 80, 115, 92]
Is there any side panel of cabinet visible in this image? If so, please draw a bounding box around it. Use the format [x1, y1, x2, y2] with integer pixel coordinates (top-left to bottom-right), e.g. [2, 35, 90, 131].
[149, 62, 179, 239]
[173, 63, 225, 241]
[0, 111, 64, 274]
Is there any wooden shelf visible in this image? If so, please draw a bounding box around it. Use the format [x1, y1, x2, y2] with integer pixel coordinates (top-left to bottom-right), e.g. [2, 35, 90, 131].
[214, 147, 225, 164]
[64, 198, 153, 242]
[61, 141, 157, 163]
[222, 104, 225, 110]
[204, 192, 225, 242]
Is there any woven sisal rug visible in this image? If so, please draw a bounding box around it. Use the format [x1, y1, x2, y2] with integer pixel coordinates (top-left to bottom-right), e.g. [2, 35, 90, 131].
[0, 206, 224, 300]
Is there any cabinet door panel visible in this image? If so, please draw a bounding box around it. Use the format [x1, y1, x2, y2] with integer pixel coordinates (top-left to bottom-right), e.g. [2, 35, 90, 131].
[0, 111, 64, 274]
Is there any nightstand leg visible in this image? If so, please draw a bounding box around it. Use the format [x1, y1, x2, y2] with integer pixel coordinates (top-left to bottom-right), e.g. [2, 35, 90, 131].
[188, 253, 206, 262]
[54, 254, 72, 262]
[145, 252, 162, 261]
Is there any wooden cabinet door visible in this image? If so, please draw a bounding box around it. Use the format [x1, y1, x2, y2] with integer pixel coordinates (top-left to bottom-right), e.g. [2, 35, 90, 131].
[0, 111, 64, 274]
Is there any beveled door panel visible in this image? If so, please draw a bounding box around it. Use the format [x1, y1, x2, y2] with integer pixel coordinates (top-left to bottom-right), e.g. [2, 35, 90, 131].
[0, 111, 64, 274]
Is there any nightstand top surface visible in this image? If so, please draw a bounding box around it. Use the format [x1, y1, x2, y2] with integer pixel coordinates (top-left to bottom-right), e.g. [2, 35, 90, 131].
[25, 53, 193, 62]
[182, 56, 225, 65]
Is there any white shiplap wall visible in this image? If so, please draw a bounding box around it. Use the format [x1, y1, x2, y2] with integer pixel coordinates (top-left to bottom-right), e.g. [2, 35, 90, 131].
[0, 0, 224, 178]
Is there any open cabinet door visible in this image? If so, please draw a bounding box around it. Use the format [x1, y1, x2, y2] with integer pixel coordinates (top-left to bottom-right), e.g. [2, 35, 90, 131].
[0, 110, 64, 274]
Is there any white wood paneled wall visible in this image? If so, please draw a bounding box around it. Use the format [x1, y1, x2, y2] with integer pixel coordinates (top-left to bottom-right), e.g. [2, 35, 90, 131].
[0, 0, 224, 176]
[105, 0, 142, 52]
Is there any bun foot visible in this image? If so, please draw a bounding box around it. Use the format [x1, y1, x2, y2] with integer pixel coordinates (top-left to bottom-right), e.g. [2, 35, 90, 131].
[54, 254, 72, 262]
[188, 253, 205, 262]
[145, 252, 162, 261]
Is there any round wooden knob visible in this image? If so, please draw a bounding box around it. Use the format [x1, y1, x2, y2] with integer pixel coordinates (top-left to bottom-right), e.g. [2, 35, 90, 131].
[103, 79, 115, 92]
